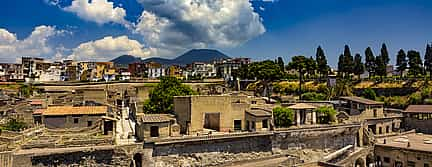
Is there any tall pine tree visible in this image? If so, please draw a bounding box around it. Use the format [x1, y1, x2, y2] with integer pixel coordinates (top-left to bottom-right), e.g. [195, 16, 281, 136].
[365, 47, 375, 78]
[353, 53, 365, 79]
[375, 43, 390, 79]
[277, 57, 285, 71]
[396, 49, 407, 78]
[381, 43, 390, 66]
[315, 46, 329, 79]
[407, 50, 423, 77]
[424, 44, 432, 79]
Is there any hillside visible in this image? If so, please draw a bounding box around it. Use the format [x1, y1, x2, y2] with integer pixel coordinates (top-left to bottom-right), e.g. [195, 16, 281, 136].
[142, 49, 230, 65]
[110, 55, 141, 66]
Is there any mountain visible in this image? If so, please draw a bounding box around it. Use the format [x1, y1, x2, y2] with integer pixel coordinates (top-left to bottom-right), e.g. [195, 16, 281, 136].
[111, 55, 141, 66]
[142, 49, 230, 65]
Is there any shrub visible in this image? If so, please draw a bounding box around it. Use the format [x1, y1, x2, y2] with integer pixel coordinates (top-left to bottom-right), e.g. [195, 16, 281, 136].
[361, 88, 377, 100]
[314, 106, 337, 124]
[301, 92, 326, 101]
[408, 92, 423, 105]
[273, 107, 294, 127]
[0, 119, 27, 132]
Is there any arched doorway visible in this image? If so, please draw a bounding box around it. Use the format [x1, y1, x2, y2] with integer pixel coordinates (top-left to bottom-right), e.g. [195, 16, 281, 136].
[355, 158, 365, 167]
[131, 153, 142, 167]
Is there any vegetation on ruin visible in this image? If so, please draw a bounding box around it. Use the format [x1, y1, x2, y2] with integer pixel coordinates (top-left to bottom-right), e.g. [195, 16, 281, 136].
[273, 107, 294, 127]
[143, 77, 196, 114]
[301, 92, 326, 101]
[314, 106, 337, 124]
[361, 88, 377, 100]
[0, 119, 27, 132]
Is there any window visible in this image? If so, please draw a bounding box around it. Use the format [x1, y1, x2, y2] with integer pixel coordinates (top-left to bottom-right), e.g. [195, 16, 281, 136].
[251, 101, 257, 104]
[383, 157, 390, 163]
[87, 121, 92, 127]
[150, 126, 159, 137]
[373, 109, 377, 117]
[73, 118, 79, 124]
[262, 120, 268, 129]
[234, 120, 242, 131]
[379, 127, 382, 134]
[425, 163, 430, 167]
[386, 126, 390, 133]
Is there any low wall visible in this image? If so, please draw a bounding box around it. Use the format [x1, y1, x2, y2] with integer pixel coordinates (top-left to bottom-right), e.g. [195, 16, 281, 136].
[273, 124, 360, 151]
[152, 133, 273, 156]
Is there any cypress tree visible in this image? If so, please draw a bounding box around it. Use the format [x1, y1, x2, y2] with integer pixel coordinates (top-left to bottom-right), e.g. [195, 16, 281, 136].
[396, 49, 407, 78]
[337, 54, 344, 77]
[365, 47, 375, 78]
[424, 44, 432, 79]
[343, 45, 354, 77]
[408, 50, 423, 77]
[381, 43, 390, 66]
[353, 53, 365, 79]
[315, 46, 329, 79]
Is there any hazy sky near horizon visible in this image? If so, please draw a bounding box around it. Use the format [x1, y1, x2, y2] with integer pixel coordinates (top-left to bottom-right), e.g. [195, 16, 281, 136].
[1, 0, 432, 67]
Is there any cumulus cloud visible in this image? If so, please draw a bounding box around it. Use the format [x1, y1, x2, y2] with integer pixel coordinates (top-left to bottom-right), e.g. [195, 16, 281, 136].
[134, 0, 266, 57]
[68, 36, 152, 61]
[63, 0, 129, 26]
[0, 26, 64, 63]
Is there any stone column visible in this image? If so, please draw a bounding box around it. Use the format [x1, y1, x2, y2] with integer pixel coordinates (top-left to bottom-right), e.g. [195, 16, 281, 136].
[312, 111, 316, 124]
[296, 110, 301, 125]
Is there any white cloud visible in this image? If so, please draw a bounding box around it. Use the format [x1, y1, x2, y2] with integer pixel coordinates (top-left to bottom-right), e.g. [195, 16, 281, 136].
[63, 0, 128, 25]
[134, 0, 266, 58]
[68, 36, 152, 61]
[0, 26, 64, 63]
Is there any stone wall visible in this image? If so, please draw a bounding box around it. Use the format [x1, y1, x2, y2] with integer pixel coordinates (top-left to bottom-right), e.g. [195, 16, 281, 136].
[152, 133, 273, 156]
[272, 124, 360, 151]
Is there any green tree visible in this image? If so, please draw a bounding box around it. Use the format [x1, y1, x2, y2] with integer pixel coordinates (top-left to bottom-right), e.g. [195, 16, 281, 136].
[375, 55, 387, 80]
[306, 56, 317, 79]
[247, 60, 284, 98]
[396, 49, 407, 78]
[365, 47, 376, 78]
[277, 57, 285, 71]
[287, 56, 309, 96]
[353, 53, 365, 79]
[19, 84, 33, 98]
[424, 44, 432, 79]
[273, 107, 294, 127]
[362, 88, 377, 100]
[315, 46, 329, 79]
[314, 106, 337, 124]
[407, 50, 423, 77]
[342, 45, 354, 77]
[337, 54, 344, 77]
[381, 43, 390, 67]
[143, 77, 195, 114]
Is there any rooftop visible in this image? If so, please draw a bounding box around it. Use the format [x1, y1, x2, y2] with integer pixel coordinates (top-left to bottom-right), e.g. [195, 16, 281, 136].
[247, 108, 272, 117]
[339, 96, 383, 105]
[404, 105, 432, 113]
[376, 132, 432, 153]
[137, 114, 174, 123]
[287, 103, 316, 110]
[42, 106, 107, 116]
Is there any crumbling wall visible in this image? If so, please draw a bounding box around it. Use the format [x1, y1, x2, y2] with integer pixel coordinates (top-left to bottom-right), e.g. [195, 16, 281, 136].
[152, 134, 273, 156]
[272, 124, 360, 151]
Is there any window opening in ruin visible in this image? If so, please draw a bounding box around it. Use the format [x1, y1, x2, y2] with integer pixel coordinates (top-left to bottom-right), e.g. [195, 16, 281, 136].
[234, 120, 242, 131]
[150, 126, 159, 137]
[383, 157, 390, 163]
[262, 119, 268, 129]
[87, 121, 92, 127]
[73, 118, 79, 124]
[407, 161, 416, 167]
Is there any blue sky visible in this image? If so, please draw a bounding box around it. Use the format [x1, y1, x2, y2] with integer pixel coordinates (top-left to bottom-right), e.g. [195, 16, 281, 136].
[1, 0, 432, 67]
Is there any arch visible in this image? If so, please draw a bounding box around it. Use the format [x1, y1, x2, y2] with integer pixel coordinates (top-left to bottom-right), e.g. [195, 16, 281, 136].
[355, 158, 365, 167]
